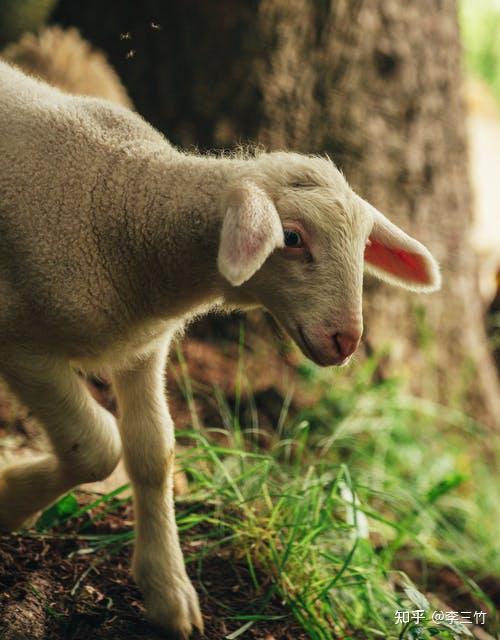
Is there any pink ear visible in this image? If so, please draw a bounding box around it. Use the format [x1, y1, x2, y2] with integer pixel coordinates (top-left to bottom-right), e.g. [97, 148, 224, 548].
[361, 200, 441, 292]
[365, 238, 432, 285]
[218, 181, 284, 286]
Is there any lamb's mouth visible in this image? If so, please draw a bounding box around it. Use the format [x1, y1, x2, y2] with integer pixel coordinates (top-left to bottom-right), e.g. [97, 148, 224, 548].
[296, 324, 350, 367]
[296, 325, 331, 367]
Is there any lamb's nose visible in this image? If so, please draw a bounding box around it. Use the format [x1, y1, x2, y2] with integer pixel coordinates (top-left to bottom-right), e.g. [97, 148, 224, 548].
[333, 330, 361, 359]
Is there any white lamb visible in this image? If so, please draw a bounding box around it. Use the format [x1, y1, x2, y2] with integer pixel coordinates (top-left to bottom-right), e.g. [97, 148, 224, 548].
[0, 60, 440, 638]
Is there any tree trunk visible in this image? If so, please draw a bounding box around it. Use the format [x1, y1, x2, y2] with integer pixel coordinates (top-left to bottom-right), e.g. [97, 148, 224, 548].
[52, 0, 500, 426]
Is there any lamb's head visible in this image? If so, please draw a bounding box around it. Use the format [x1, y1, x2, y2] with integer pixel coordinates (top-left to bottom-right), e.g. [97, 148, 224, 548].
[217, 152, 441, 366]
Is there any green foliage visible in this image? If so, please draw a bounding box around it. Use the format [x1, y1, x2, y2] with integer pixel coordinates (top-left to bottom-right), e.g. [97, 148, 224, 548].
[39, 352, 500, 638]
[460, 0, 500, 102]
[35, 491, 78, 530]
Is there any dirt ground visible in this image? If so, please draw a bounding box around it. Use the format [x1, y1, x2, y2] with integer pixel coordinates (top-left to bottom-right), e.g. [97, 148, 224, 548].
[0, 500, 309, 640]
[1, 503, 498, 640]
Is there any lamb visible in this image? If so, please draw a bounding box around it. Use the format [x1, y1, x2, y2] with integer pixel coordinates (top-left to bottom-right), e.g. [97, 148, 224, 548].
[0, 60, 440, 638]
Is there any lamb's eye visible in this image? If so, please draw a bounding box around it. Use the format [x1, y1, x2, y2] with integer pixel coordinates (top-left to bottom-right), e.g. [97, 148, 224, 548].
[284, 229, 303, 248]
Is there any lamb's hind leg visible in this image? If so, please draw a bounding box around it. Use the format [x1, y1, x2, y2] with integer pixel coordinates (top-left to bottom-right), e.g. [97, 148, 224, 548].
[112, 341, 203, 638]
[0, 350, 121, 531]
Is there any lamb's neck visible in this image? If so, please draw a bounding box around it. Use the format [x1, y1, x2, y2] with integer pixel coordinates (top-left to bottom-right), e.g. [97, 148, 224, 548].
[122, 150, 236, 320]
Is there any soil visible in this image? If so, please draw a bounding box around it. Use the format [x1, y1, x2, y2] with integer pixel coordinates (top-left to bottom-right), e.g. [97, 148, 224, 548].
[0, 501, 308, 640]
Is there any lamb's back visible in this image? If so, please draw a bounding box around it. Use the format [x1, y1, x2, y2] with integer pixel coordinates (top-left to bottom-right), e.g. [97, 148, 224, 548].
[0, 62, 172, 349]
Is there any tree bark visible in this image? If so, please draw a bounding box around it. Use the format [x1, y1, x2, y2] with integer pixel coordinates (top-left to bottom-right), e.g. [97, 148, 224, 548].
[52, 0, 500, 426]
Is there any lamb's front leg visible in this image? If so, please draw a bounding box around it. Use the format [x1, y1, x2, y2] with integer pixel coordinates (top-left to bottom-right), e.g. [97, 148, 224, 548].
[113, 341, 202, 639]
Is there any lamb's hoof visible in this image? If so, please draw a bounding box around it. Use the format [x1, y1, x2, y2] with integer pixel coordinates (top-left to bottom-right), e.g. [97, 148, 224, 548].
[144, 575, 204, 639]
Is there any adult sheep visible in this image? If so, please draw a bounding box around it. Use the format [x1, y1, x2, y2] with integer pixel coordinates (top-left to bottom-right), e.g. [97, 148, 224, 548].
[0, 60, 440, 638]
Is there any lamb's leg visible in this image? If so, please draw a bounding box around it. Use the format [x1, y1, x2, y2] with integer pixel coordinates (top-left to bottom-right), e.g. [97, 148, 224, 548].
[112, 342, 203, 639]
[0, 350, 121, 531]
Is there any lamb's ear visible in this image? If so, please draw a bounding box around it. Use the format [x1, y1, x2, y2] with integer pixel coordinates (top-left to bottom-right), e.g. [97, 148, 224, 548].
[363, 201, 441, 292]
[217, 181, 284, 286]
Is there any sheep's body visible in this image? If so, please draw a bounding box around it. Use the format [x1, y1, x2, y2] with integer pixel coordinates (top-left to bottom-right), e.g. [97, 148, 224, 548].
[0, 59, 440, 638]
[0, 60, 222, 369]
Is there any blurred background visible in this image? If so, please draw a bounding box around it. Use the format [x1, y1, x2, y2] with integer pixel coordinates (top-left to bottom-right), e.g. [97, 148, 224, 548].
[0, 2, 499, 639]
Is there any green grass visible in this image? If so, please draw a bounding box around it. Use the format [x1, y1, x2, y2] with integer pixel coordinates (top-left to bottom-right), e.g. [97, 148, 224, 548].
[460, 0, 500, 102]
[37, 350, 500, 639]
